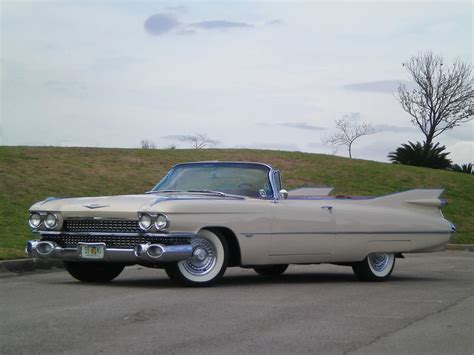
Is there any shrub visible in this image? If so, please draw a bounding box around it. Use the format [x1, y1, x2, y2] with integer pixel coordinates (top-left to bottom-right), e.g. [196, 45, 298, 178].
[388, 141, 452, 169]
[451, 163, 473, 174]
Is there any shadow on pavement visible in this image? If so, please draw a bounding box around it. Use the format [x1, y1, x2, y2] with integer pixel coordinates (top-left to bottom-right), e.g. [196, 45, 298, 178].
[49, 270, 446, 289]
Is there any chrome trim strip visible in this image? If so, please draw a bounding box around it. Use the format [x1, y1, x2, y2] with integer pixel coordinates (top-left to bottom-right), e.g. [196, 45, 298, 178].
[35, 231, 198, 238]
[38, 197, 65, 207]
[66, 217, 137, 221]
[241, 230, 452, 236]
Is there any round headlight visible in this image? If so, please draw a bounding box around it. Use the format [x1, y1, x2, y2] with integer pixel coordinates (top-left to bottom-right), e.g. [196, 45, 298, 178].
[155, 214, 169, 230]
[44, 213, 58, 229]
[29, 213, 42, 228]
[139, 214, 152, 230]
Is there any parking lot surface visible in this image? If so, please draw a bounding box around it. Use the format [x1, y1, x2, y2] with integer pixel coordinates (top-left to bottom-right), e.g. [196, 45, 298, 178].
[1, 251, 473, 354]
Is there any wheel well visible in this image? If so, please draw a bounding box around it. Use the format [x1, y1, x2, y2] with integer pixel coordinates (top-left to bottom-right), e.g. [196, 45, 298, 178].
[201, 227, 241, 267]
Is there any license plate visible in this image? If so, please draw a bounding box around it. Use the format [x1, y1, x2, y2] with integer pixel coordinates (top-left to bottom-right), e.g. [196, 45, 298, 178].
[80, 244, 104, 259]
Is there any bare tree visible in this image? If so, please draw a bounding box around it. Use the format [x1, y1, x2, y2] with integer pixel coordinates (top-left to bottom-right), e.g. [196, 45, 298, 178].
[140, 139, 156, 149]
[398, 52, 473, 146]
[322, 114, 379, 158]
[179, 133, 218, 149]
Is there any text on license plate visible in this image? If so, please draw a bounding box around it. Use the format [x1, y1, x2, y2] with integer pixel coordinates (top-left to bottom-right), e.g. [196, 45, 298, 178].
[81, 244, 104, 259]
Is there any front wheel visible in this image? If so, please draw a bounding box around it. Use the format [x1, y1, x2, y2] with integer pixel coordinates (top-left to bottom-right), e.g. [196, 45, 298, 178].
[64, 262, 125, 283]
[165, 230, 228, 287]
[352, 253, 395, 282]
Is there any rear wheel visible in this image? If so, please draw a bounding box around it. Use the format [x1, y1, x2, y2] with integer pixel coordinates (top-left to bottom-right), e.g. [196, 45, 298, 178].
[64, 262, 125, 283]
[165, 230, 228, 287]
[352, 253, 395, 282]
[254, 264, 288, 277]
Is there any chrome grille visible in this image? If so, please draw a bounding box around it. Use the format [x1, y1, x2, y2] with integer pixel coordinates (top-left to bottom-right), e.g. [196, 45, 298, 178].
[43, 235, 192, 249]
[64, 219, 141, 233]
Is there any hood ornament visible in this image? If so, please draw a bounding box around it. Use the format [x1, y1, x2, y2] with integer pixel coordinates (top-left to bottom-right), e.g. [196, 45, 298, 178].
[84, 203, 109, 209]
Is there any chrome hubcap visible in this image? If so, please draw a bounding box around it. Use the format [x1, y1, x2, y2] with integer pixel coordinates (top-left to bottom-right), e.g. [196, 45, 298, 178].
[182, 238, 217, 276]
[194, 248, 207, 261]
[368, 253, 390, 272]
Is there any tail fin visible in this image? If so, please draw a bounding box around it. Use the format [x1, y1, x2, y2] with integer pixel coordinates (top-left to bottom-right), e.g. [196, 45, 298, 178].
[371, 189, 445, 208]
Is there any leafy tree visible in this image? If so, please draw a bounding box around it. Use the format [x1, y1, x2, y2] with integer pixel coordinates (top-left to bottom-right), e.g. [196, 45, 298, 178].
[388, 141, 452, 169]
[398, 52, 473, 146]
[451, 163, 473, 174]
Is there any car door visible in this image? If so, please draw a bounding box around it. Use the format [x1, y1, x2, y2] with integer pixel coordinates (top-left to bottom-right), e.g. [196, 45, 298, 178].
[269, 198, 335, 257]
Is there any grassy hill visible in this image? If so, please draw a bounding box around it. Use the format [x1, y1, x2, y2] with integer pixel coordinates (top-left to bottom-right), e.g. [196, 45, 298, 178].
[0, 146, 472, 259]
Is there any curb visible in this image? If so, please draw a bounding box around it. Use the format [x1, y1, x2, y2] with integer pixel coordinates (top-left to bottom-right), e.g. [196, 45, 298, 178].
[446, 244, 474, 252]
[0, 258, 64, 274]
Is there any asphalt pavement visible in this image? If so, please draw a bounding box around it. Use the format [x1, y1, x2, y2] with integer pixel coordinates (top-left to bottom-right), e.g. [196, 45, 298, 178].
[1, 251, 473, 355]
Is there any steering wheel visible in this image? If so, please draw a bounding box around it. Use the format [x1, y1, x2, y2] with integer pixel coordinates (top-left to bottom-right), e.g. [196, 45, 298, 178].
[237, 183, 258, 190]
[237, 183, 261, 197]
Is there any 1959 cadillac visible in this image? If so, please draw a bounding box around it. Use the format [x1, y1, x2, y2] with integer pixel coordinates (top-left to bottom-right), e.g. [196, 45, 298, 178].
[26, 161, 455, 286]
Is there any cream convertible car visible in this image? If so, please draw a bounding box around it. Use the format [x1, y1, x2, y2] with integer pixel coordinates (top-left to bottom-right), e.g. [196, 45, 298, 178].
[27, 162, 455, 286]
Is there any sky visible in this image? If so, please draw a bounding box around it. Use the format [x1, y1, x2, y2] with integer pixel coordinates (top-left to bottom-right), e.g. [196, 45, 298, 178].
[1, 0, 472, 163]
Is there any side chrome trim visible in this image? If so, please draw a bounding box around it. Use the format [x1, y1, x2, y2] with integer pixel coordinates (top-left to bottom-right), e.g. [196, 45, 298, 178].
[241, 230, 452, 236]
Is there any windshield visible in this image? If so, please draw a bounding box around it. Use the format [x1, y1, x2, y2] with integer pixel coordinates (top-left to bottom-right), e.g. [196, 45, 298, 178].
[151, 163, 274, 198]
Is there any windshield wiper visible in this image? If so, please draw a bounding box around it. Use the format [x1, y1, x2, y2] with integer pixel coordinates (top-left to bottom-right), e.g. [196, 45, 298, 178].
[145, 190, 184, 194]
[187, 189, 227, 197]
[146, 189, 227, 196]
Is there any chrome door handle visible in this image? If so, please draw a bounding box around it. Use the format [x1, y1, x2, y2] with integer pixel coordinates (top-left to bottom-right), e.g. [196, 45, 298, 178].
[321, 206, 333, 213]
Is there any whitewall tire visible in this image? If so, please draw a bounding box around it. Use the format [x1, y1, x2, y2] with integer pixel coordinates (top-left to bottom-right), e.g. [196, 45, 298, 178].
[165, 229, 228, 287]
[352, 253, 395, 282]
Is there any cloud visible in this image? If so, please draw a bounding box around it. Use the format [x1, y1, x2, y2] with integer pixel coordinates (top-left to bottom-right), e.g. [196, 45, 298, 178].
[162, 134, 187, 140]
[235, 142, 301, 152]
[266, 19, 285, 26]
[189, 20, 253, 30]
[258, 122, 326, 131]
[165, 5, 187, 13]
[144, 14, 179, 36]
[43, 80, 87, 97]
[176, 29, 196, 36]
[144, 14, 255, 37]
[375, 124, 417, 133]
[343, 80, 404, 93]
[446, 122, 474, 141]
[280, 122, 325, 131]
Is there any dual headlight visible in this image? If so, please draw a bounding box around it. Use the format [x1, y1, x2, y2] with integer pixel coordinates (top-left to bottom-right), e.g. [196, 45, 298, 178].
[29, 212, 58, 229]
[138, 213, 169, 231]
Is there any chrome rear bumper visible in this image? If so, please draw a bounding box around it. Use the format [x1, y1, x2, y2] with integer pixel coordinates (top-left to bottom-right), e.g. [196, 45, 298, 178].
[26, 240, 193, 264]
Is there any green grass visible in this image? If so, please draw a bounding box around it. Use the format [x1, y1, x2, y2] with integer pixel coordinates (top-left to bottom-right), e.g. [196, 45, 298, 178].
[1, 146, 472, 259]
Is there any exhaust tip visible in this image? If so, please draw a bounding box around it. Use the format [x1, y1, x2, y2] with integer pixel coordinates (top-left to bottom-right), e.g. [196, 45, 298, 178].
[146, 244, 164, 258]
[36, 241, 55, 256]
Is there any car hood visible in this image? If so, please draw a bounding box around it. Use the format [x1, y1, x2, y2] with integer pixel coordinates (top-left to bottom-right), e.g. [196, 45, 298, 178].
[30, 193, 242, 213]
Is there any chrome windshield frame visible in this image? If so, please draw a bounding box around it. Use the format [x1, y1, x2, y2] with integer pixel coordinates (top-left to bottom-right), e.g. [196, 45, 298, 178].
[149, 161, 279, 200]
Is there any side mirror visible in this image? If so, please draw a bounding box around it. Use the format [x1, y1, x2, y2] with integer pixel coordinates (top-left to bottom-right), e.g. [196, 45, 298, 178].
[279, 189, 289, 200]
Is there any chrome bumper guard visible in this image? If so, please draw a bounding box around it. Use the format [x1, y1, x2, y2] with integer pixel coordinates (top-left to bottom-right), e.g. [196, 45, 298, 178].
[448, 222, 456, 243]
[26, 234, 194, 264]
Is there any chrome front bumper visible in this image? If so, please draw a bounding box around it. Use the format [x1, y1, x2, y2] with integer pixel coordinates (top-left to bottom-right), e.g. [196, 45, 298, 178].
[26, 233, 195, 264]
